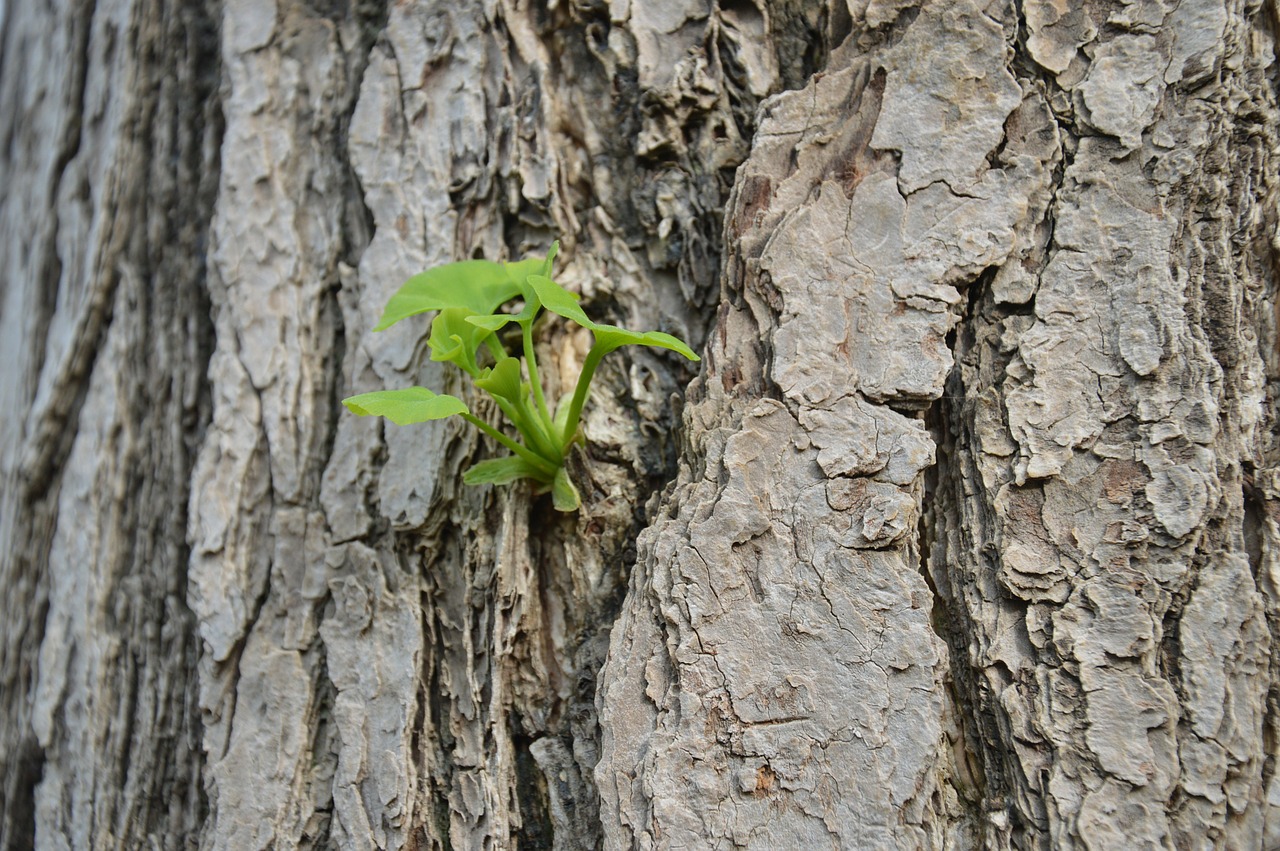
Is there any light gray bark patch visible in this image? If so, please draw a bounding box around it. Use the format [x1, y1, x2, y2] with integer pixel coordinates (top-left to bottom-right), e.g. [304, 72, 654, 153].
[1163, 0, 1227, 85]
[31, 307, 131, 850]
[862, 0, 917, 30]
[1117, 304, 1164, 378]
[869, 0, 1021, 194]
[625, 0, 711, 91]
[1003, 151, 1214, 485]
[757, 38, 1056, 410]
[1076, 778, 1170, 850]
[1023, 0, 1096, 75]
[765, 174, 960, 406]
[993, 485, 1070, 604]
[1077, 36, 1165, 152]
[990, 88, 1063, 306]
[1258, 500, 1280, 849]
[320, 542, 423, 851]
[600, 399, 948, 848]
[1179, 554, 1269, 807]
[799, 397, 935, 484]
[1082, 669, 1175, 787]
[764, 149, 1053, 407]
[189, 344, 272, 663]
[318, 397, 377, 543]
[224, 0, 276, 53]
[934, 1, 1280, 846]
[1145, 464, 1209, 539]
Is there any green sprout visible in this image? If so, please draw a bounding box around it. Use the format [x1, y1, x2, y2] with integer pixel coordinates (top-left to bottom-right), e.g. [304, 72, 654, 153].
[342, 242, 700, 511]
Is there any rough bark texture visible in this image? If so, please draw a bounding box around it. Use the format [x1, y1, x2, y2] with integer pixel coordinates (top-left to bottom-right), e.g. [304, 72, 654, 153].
[2, 0, 831, 847]
[933, 2, 1280, 847]
[2, 1, 1279, 850]
[0, 1, 220, 847]
[597, 0, 1280, 849]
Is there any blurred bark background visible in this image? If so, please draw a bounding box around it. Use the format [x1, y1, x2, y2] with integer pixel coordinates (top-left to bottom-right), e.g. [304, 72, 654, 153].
[2, 1, 1279, 848]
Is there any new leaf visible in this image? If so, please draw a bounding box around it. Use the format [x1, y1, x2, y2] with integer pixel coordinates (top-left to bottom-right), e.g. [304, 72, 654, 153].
[342, 387, 469, 425]
[474, 358, 524, 405]
[527, 274, 700, 361]
[463, 456, 548, 485]
[348, 240, 701, 512]
[429, 307, 490, 375]
[375, 257, 543, 331]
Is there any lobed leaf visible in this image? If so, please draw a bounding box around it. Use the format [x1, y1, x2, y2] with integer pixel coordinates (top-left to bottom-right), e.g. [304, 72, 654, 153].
[474, 357, 524, 404]
[526, 274, 591, 328]
[374, 257, 543, 331]
[465, 313, 515, 332]
[526, 274, 700, 362]
[428, 307, 488, 373]
[342, 387, 469, 425]
[503, 256, 545, 284]
[465, 287, 542, 333]
[591, 325, 700, 361]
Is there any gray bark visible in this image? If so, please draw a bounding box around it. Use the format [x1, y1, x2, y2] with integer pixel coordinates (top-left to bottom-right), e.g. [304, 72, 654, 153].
[597, 1, 1280, 848]
[0, 1, 219, 846]
[2, 1, 1278, 850]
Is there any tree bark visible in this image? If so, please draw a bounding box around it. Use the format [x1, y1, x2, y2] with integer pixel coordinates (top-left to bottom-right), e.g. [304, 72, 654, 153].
[2, 1, 1278, 850]
[0, 1, 220, 846]
[595, 1, 1280, 848]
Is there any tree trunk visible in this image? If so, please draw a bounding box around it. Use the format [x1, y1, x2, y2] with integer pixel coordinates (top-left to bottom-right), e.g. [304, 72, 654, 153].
[2, 1, 1278, 849]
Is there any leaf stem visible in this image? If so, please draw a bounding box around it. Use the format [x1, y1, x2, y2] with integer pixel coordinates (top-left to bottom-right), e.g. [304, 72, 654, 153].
[560, 344, 606, 446]
[484, 332, 511, 362]
[461, 413, 556, 478]
[513, 393, 563, 463]
[484, 395, 560, 465]
[522, 321, 557, 439]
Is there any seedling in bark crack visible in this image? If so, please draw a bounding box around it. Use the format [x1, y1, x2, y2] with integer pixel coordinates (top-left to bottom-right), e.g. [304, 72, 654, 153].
[342, 242, 700, 511]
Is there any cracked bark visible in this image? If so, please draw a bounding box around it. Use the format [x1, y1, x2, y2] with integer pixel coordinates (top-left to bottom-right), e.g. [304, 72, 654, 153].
[2, 1, 1279, 850]
[598, 0, 1280, 848]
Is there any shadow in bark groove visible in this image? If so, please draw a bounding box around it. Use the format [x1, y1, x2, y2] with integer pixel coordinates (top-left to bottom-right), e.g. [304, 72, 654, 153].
[924, 267, 1047, 844]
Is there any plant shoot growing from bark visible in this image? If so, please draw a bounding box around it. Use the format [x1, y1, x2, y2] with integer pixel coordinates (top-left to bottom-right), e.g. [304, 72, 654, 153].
[343, 242, 700, 510]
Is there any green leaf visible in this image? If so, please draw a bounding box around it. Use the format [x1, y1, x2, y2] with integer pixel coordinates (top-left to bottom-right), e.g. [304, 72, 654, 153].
[553, 394, 573, 437]
[465, 283, 543, 333]
[465, 312, 515, 332]
[342, 387, 469, 425]
[591, 325, 701, 360]
[463, 455, 547, 485]
[552, 466, 581, 512]
[541, 241, 560, 277]
[503, 257, 544, 288]
[526, 274, 592, 328]
[428, 308, 488, 373]
[375, 258, 538, 331]
[474, 357, 524, 403]
[525, 274, 700, 362]
[513, 296, 541, 325]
